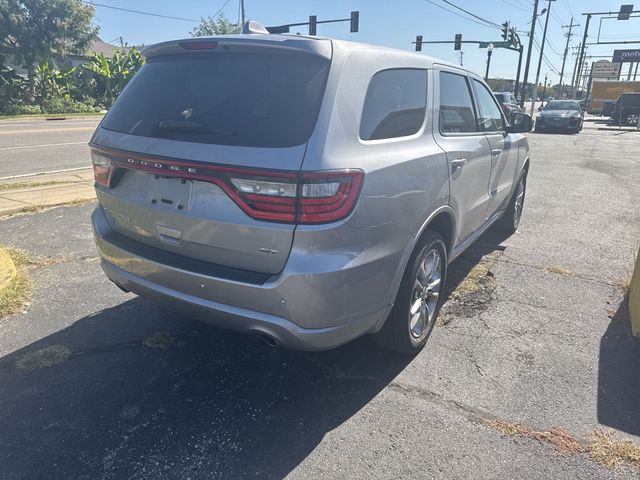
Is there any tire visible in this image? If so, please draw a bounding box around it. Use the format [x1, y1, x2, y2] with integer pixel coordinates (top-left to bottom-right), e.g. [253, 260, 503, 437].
[496, 171, 527, 235]
[627, 113, 639, 126]
[374, 231, 447, 354]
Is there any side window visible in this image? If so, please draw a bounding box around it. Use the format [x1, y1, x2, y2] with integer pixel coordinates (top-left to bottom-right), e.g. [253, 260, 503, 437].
[472, 79, 505, 132]
[439, 71, 478, 134]
[360, 69, 427, 140]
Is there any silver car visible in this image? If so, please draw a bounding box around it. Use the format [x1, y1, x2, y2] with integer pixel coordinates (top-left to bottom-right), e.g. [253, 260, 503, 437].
[90, 29, 532, 354]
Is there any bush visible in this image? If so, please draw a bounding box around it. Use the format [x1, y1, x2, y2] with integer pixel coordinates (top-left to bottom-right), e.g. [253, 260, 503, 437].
[3, 104, 43, 115]
[40, 96, 101, 114]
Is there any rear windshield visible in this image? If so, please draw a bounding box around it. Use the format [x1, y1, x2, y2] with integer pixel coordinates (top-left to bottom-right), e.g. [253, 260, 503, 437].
[101, 52, 330, 148]
[544, 101, 579, 111]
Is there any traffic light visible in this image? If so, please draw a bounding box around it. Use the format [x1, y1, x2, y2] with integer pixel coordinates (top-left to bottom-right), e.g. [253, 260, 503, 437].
[415, 35, 423, 52]
[454, 33, 462, 51]
[508, 28, 516, 47]
[350, 11, 359, 32]
[501, 21, 509, 41]
[309, 15, 317, 35]
[618, 4, 633, 20]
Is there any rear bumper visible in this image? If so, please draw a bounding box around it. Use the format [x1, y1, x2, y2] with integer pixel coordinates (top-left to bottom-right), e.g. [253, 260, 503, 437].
[92, 207, 408, 350]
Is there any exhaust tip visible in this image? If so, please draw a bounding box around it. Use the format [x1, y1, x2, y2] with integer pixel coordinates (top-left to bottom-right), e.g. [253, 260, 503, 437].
[251, 331, 280, 348]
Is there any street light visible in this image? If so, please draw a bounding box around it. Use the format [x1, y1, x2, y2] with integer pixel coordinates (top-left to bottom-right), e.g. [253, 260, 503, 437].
[485, 43, 494, 81]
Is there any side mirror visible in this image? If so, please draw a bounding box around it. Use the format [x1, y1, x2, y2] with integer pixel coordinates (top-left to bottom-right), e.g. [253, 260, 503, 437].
[507, 112, 532, 133]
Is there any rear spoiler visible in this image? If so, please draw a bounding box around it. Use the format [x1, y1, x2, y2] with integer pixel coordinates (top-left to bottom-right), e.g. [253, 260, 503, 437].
[141, 35, 332, 61]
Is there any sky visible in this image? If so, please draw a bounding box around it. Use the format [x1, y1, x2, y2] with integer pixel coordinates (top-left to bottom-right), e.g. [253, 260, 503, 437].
[91, 0, 640, 85]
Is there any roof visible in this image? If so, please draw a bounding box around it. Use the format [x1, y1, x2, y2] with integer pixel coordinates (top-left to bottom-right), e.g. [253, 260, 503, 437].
[70, 37, 133, 59]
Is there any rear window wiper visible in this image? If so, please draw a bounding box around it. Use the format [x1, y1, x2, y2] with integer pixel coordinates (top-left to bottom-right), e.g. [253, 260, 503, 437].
[155, 120, 234, 136]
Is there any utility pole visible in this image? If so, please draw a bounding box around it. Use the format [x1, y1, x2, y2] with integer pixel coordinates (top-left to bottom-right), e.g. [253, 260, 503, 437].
[569, 44, 581, 97]
[240, 0, 246, 26]
[519, 0, 540, 108]
[529, 0, 555, 118]
[574, 14, 591, 98]
[557, 18, 577, 99]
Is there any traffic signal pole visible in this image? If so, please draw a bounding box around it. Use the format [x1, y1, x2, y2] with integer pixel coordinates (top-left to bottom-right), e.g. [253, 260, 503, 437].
[529, 0, 555, 118]
[519, 0, 540, 107]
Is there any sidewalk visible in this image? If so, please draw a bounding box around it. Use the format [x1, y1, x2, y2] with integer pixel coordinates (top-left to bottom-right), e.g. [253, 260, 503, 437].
[0, 168, 95, 217]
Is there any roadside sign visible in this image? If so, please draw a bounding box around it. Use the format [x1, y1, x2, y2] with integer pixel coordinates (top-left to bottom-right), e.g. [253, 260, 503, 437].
[479, 41, 510, 48]
[613, 49, 640, 63]
[592, 60, 621, 78]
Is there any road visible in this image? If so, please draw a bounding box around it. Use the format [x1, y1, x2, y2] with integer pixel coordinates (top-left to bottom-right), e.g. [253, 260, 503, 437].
[0, 117, 100, 178]
[0, 120, 639, 479]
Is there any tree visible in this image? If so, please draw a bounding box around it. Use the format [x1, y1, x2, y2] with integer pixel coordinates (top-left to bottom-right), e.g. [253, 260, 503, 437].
[0, 0, 98, 98]
[83, 48, 143, 107]
[191, 14, 241, 36]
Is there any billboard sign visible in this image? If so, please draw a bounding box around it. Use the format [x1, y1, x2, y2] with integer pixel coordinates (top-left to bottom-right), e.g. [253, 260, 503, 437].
[613, 49, 640, 63]
[592, 60, 621, 78]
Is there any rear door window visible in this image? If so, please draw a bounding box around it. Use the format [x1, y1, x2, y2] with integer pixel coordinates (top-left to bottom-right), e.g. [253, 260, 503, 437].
[359, 69, 427, 140]
[100, 52, 330, 148]
[438, 71, 478, 134]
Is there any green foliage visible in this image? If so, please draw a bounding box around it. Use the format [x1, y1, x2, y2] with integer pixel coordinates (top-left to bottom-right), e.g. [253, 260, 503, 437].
[191, 14, 241, 36]
[40, 96, 100, 114]
[0, 0, 98, 94]
[35, 61, 75, 101]
[0, 66, 26, 112]
[82, 48, 143, 107]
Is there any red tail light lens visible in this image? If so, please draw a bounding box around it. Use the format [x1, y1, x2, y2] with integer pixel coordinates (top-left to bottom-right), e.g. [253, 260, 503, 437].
[298, 171, 364, 224]
[89, 146, 363, 224]
[91, 151, 114, 187]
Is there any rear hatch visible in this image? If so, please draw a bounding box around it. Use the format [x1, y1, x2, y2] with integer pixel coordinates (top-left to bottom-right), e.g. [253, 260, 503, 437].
[91, 36, 332, 275]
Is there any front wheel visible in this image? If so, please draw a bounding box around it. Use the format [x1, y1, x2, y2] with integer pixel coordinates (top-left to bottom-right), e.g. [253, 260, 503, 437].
[374, 232, 447, 354]
[627, 113, 639, 126]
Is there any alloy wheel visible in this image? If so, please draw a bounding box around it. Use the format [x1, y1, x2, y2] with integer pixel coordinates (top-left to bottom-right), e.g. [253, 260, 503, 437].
[409, 249, 442, 339]
[627, 113, 639, 126]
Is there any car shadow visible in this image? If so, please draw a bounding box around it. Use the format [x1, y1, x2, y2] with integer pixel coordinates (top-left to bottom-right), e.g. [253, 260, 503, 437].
[0, 298, 413, 479]
[597, 296, 640, 436]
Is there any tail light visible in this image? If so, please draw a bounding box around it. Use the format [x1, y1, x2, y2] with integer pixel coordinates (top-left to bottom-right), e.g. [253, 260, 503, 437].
[90, 146, 364, 224]
[91, 150, 114, 188]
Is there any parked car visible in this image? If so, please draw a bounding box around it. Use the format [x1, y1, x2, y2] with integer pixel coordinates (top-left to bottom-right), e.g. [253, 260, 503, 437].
[534, 100, 583, 133]
[90, 25, 532, 354]
[494, 92, 522, 120]
[610, 92, 640, 126]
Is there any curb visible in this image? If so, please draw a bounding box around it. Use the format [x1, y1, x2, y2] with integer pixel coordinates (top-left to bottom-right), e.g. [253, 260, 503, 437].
[0, 247, 17, 291]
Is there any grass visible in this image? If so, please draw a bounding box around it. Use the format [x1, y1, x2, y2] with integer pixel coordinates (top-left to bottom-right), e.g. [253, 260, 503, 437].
[449, 257, 497, 300]
[589, 429, 640, 471]
[0, 180, 74, 191]
[0, 112, 104, 120]
[0, 248, 32, 318]
[487, 420, 583, 455]
[545, 265, 574, 276]
[487, 420, 640, 472]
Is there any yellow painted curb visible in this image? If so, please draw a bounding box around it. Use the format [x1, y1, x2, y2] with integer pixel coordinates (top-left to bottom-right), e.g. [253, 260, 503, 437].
[0, 247, 17, 290]
[629, 247, 640, 338]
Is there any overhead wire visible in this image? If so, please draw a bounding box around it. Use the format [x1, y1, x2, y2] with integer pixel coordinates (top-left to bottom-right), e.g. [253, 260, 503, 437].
[83, 1, 199, 22]
[423, 0, 500, 30]
[439, 0, 502, 28]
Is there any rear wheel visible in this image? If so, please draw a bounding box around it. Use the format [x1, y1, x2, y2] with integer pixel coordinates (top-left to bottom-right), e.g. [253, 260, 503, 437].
[374, 232, 447, 354]
[627, 113, 639, 126]
[496, 171, 527, 234]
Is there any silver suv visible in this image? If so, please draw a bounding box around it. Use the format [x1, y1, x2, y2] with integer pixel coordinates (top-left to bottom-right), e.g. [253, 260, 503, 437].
[90, 31, 532, 354]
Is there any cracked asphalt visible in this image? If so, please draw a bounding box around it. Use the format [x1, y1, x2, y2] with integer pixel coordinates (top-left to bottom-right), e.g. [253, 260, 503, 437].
[0, 119, 639, 479]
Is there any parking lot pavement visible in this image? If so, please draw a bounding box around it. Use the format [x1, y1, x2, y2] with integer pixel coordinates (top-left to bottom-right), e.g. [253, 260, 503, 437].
[0, 116, 100, 178]
[0, 126, 639, 479]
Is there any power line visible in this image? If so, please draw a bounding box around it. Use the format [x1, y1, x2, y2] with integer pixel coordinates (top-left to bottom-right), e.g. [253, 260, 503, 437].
[423, 0, 500, 30]
[439, 0, 502, 28]
[84, 1, 199, 22]
[499, 0, 529, 12]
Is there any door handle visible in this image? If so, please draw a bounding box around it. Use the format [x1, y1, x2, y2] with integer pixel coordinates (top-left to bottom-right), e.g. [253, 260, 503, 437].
[451, 156, 467, 172]
[492, 149, 503, 156]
